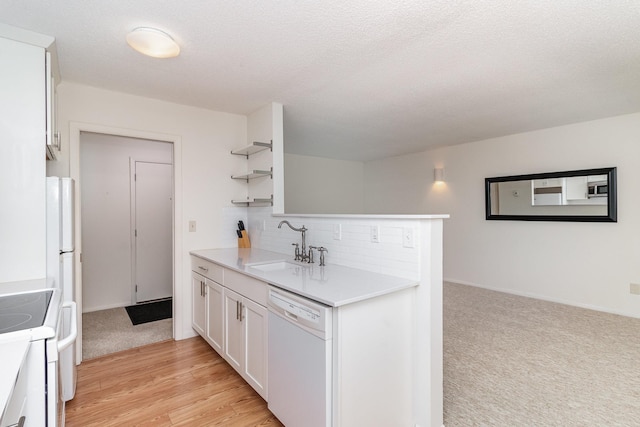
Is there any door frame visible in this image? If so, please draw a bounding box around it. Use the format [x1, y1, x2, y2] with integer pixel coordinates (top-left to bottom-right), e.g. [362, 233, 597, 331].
[70, 122, 183, 364]
[129, 159, 173, 304]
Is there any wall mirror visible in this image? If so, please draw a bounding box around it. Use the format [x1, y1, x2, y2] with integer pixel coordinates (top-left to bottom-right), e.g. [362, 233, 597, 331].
[485, 167, 617, 222]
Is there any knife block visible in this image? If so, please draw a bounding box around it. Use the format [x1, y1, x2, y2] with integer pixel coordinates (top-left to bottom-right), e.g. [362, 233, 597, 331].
[238, 230, 251, 248]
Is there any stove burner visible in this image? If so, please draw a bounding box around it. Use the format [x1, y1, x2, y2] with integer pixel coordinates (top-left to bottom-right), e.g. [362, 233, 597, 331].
[0, 290, 52, 334]
[0, 313, 33, 332]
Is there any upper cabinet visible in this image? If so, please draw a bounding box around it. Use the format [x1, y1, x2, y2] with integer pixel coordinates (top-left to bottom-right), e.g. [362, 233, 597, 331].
[45, 51, 60, 160]
[0, 26, 59, 282]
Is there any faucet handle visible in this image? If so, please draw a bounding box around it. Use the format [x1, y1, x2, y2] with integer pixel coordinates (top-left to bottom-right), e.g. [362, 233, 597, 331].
[317, 247, 328, 266]
[307, 246, 317, 264]
[291, 243, 300, 260]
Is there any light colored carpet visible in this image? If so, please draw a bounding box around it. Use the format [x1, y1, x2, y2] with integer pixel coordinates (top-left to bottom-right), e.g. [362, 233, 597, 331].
[82, 307, 173, 360]
[444, 282, 640, 426]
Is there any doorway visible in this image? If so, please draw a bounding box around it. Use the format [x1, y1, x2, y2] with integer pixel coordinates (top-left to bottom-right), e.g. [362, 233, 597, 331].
[79, 132, 174, 359]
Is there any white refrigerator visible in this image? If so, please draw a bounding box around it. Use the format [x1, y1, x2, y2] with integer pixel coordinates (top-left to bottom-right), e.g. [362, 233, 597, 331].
[46, 176, 78, 402]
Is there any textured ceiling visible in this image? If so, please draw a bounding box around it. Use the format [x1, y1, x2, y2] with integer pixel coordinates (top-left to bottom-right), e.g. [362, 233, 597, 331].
[1, 1, 640, 161]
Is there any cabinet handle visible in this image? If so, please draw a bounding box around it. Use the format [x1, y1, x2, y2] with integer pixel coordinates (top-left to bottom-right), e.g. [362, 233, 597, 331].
[198, 266, 209, 272]
[236, 300, 240, 320]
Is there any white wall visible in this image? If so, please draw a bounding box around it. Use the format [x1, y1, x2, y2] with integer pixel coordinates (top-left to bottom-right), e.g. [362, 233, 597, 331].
[364, 111, 640, 318]
[284, 154, 365, 214]
[80, 133, 172, 312]
[55, 82, 248, 339]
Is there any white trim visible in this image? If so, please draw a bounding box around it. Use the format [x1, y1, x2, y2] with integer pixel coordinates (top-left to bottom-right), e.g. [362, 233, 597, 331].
[129, 158, 136, 305]
[69, 122, 184, 364]
[272, 213, 450, 219]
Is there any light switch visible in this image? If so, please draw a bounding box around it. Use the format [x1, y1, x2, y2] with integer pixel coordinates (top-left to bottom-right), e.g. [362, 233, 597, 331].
[333, 224, 342, 240]
[189, 220, 196, 232]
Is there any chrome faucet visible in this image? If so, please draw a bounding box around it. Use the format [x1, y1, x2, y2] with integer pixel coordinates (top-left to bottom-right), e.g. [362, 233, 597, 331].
[278, 220, 309, 262]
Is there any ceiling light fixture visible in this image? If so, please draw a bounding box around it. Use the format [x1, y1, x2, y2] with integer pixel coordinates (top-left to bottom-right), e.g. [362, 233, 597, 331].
[126, 27, 180, 58]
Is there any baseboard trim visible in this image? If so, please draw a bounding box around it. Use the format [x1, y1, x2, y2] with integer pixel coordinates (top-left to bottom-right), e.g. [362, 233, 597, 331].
[444, 277, 640, 320]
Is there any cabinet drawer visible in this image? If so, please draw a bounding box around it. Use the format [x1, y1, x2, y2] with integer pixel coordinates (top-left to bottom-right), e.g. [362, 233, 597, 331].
[225, 269, 267, 306]
[191, 256, 223, 283]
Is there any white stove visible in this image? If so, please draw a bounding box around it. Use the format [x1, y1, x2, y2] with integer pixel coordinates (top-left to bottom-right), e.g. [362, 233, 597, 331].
[0, 281, 76, 427]
[0, 290, 56, 337]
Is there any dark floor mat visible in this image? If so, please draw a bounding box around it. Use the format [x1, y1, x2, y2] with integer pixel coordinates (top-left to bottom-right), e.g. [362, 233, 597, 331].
[125, 299, 172, 325]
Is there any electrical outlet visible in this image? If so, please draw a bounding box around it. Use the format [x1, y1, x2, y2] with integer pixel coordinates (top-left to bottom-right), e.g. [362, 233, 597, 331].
[262, 220, 267, 231]
[403, 227, 414, 248]
[333, 224, 342, 240]
[189, 220, 196, 232]
[630, 283, 640, 295]
[371, 225, 380, 243]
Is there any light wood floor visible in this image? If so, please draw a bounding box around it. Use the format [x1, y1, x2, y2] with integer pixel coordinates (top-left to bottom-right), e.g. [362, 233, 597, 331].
[65, 337, 284, 427]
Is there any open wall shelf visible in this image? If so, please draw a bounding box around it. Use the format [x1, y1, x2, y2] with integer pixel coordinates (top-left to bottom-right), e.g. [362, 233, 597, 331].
[231, 169, 272, 182]
[231, 195, 273, 206]
[230, 141, 272, 158]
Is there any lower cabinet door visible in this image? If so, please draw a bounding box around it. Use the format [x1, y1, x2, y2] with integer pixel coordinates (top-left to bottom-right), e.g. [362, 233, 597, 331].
[205, 279, 224, 353]
[191, 272, 206, 336]
[243, 298, 268, 399]
[223, 288, 243, 371]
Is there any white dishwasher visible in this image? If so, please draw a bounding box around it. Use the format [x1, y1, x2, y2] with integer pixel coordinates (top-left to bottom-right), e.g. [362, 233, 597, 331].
[267, 286, 332, 427]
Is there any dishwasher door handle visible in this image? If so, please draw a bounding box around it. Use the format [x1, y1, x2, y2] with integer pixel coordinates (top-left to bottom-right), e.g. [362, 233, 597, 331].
[284, 310, 298, 321]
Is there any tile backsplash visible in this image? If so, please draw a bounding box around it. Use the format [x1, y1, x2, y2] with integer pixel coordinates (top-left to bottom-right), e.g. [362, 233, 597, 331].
[247, 208, 422, 281]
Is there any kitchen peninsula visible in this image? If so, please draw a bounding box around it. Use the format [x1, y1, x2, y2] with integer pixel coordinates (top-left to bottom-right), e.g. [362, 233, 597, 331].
[192, 213, 447, 427]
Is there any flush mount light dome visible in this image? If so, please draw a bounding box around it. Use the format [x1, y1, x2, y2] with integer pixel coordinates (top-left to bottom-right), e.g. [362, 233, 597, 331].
[126, 27, 180, 58]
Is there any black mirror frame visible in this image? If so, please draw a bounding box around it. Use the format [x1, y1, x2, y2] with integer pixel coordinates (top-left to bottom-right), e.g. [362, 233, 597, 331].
[485, 167, 617, 222]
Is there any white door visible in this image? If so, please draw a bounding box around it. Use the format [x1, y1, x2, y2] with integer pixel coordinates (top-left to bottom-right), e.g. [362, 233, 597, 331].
[134, 161, 173, 303]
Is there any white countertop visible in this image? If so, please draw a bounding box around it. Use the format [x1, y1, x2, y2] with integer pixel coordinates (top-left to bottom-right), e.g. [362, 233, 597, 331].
[191, 248, 418, 307]
[0, 337, 30, 422]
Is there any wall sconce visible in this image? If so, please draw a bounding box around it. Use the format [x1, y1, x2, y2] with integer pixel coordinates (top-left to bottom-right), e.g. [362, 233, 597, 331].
[434, 167, 445, 183]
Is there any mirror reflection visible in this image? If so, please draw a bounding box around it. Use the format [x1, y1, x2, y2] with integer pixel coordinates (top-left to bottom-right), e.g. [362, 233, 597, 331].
[485, 167, 616, 222]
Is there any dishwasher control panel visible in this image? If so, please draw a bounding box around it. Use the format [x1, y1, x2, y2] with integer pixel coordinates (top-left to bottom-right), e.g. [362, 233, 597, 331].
[270, 291, 321, 323]
[267, 286, 332, 338]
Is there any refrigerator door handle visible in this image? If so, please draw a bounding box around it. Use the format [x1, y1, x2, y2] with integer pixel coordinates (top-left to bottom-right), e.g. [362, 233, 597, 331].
[57, 301, 78, 352]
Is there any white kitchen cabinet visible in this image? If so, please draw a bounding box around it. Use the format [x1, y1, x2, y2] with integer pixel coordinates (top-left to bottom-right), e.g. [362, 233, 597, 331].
[241, 297, 268, 398]
[205, 280, 224, 353]
[191, 256, 268, 400]
[532, 178, 563, 188]
[223, 288, 243, 371]
[191, 272, 206, 336]
[45, 51, 60, 160]
[588, 174, 607, 182]
[0, 35, 48, 282]
[223, 288, 267, 399]
[565, 176, 588, 201]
